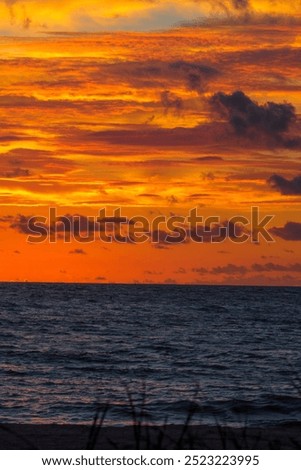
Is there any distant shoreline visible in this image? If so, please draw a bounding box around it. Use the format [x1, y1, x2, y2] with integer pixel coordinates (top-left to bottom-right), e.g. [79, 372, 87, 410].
[1, 423, 300, 450]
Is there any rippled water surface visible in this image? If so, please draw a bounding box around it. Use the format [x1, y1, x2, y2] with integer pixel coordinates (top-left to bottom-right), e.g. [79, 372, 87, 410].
[0, 283, 300, 426]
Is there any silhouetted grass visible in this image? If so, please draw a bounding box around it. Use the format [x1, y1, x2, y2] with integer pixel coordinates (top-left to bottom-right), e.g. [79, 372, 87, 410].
[84, 384, 301, 450]
[1, 387, 300, 449]
[86, 403, 109, 450]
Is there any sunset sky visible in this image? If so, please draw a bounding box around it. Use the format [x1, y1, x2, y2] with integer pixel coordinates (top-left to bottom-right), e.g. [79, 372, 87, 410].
[0, 0, 300, 284]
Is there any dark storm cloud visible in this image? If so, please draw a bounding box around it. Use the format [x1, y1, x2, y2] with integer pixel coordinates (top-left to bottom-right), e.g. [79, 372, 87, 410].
[268, 174, 301, 195]
[270, 221, 301, 241]
[210, 91, 296, 138]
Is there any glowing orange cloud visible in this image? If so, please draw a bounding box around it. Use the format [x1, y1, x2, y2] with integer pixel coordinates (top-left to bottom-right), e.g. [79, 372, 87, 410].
[0, 0, 301, 35]
[0, 12, 300, 284]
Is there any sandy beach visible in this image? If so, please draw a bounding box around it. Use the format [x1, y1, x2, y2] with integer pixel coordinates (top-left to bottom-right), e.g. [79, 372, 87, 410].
[0, 423, 300, 450]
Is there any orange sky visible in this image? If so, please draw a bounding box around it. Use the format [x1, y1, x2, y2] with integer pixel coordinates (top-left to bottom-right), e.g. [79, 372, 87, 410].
[0, 0, 300, 284]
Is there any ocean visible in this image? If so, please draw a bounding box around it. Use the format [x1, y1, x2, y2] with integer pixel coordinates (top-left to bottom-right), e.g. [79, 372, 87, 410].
[0, 283, 300, 428]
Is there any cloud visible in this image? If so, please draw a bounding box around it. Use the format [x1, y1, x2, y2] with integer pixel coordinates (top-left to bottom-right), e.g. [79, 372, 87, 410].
[138, 193, 162, 199]
[231, 0, 249, 9]
[0, 215, 14, 223]
[251, 262, 301, 272]
[2, 0, 301, 36]
[9, 214, 36, 234]
[179, 5, 301, 28]
[174, 267, 186, 274]
[270, 222, 301, 241]
[195, 156, 224, 162]
[193, 262, 301, 277]
[76, 125, 205, 148]
[70, 121, 233, 153]
[205, 0, 250, 11]
[160, 90, 183, 114]
[151, 229, 186, 245]
[187, 193, 210, 199]
[169, 61, 219, 94]
[95, 59, 219, 94]
[192, 267, 208, 275]
[2, 168, 31, 178]
[7, 214, 98, 236]
[0, 94, 121, 111]
[149, 219, 249, 246]
[0, 148, 75, 176]
[144, 270, 163, 275]
[164, 278, 177, 284]
[202, 172, 215, 181]
[268, 174, 301, 195]
[188, 220, 249, 242]
[69, 249, 87, 255]
[0, 134, 32, 143]
[219, 274, 300, 286]
[210, 90, 297, 145]
[211, 263, 248, 275]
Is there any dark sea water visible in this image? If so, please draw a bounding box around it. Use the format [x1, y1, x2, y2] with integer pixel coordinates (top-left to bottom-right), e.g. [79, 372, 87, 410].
[0, 283, 301, 427]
